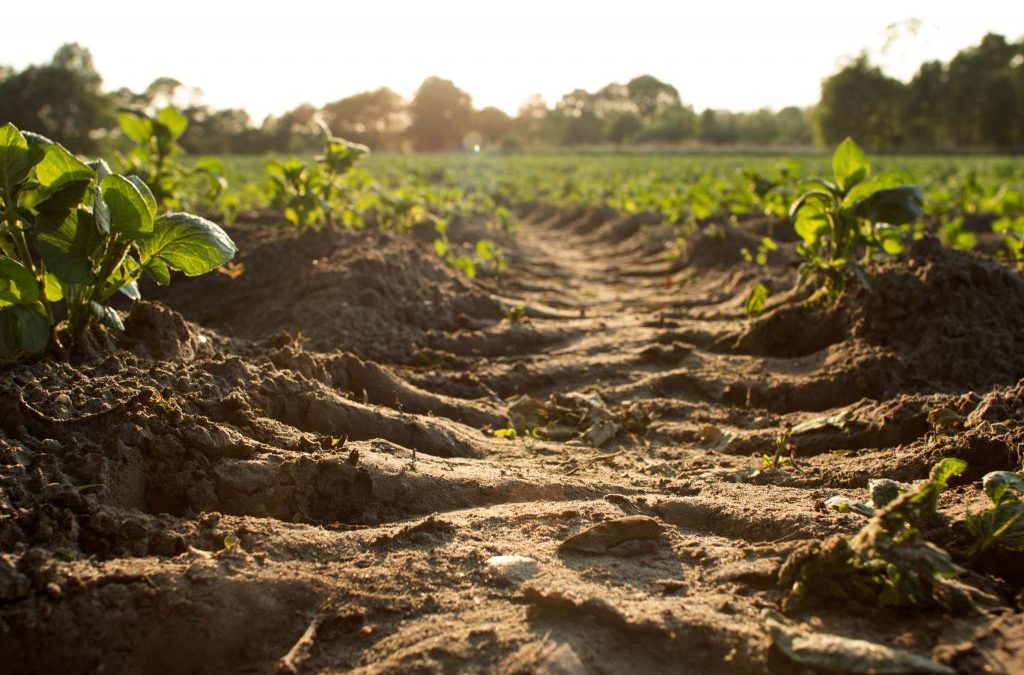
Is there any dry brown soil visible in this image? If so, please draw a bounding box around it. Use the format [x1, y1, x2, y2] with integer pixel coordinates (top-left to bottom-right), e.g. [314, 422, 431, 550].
[1, 206, 1023, 674]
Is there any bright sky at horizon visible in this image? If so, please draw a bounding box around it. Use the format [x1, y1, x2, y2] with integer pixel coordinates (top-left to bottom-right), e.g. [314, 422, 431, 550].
[5, 1, 1023, 122]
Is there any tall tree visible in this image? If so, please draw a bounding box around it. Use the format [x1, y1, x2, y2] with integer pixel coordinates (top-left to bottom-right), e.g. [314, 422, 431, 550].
[472, 106, 513, 144]
[407, 77, 473, 151]
[0, 43, 112, 153]
[815, 55, 905, 149]
[625, 75, 682, 122]
[321, 88, 408, 150]
[942, 33, 1022, 147]
[903, 61, 946, 148]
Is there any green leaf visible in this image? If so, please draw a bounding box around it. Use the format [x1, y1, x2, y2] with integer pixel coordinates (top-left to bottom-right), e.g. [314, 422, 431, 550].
[125, 175, 157, 220]
[832, 137, 869, 192]
[34, 142, 92, 188]
[842, 172, 910, 208]
[0, 257, 40, 307]
[931, 457, 967, 488]
[792, 197, 829, 246]
[93, 185, 111, 234]
[0, 123, 44, 195]
[0, 302, 50, 355]
[194, 157, 225, 174]
[33, 209, 101, 285]
[745, 282, 768, 317]
[983, 471, 1024, 506]
[877, 227, 906, 255]
[118, 112, 153, 144]
[34, 178, 92, 222]
[139, 213, 236, 278]
[854, 186, 925, 226]
[89, 158, 113, 181]
[145, 257, 171, 285]
[89, 301, 124, 331]
[953, 231, 977, 251]
[118, 279, 141, 301]
[101, 174, 154, 236]
[43, 273, 64, 302]
[156, 107, 189, 140]
[321, 136, 369, 174]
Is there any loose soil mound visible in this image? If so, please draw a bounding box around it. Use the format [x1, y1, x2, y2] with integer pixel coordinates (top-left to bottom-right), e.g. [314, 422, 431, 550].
[1, 208, 1022, 674]
[148, 215, 504, 363]
[733, 236, 1024, 399]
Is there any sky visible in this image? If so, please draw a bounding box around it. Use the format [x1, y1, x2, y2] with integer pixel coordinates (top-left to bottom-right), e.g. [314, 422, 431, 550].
[5, 1, 1023, 121]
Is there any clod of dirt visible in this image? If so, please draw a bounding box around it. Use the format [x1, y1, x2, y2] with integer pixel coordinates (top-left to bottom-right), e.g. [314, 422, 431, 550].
[558, 515, 663, 554]
[124, 300, 207, 360]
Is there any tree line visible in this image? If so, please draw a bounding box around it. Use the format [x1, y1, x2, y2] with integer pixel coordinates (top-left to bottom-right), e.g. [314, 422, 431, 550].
[2, 34, 1021, 155]
[818, 33, 1024, 150]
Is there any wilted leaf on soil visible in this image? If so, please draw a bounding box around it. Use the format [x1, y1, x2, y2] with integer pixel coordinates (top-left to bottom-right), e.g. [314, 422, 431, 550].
[765, 611, 955, 674]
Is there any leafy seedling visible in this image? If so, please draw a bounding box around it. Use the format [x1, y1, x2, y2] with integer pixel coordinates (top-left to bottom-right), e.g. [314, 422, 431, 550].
[745, 282, 769, 317]
[963, 470, 1024, 559]
[0, 123, 236, 355]
[762, 427, 795, 470]
[265, 123, 368, 229]
[783, 458, 970, 612]
[789, 137, 924, 296]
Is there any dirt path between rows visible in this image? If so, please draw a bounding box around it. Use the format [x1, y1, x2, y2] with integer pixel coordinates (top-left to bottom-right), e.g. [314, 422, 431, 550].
[2, 207, 1023, 673]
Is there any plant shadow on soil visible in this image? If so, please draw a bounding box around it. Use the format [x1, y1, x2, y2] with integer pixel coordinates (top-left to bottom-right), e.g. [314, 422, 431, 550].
[1, 205, 1023, 673]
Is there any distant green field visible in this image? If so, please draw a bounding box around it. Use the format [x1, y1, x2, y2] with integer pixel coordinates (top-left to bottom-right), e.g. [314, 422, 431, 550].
[191, 152, 1023, 234]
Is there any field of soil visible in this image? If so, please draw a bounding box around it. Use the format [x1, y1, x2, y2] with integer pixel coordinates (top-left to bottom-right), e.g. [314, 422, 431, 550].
[2, 205, 1023, 673]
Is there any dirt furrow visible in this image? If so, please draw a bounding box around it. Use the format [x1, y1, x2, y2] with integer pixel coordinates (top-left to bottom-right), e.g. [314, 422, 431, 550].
[2, 208, 1023, 673]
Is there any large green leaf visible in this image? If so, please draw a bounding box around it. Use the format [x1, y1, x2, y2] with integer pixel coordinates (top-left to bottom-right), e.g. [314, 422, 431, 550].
[0, 123, 44, 196]
[101, 174, 154, 236]
[34, 209, 100, 285]
[34, 142, 92, 188]
[854, 186, 925, 226]
[125, 175, 157, 220]
[139, 213, 237, 280]
[792, 196, 830, 245]
[0, 302, 50, 355]
[842, 172, 911, 208]
[89, 301, 124, 332]
[0, 257, 39, 307]
[34, 178, 92, 223]
[156, 107, 189, 140]
[984, 471, 1024, 506]
[832, 137, 869, 193]
[118, 112, 153, 144]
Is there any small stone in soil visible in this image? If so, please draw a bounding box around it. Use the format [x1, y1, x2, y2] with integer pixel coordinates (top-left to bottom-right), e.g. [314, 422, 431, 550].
[484, 555, 540, 586]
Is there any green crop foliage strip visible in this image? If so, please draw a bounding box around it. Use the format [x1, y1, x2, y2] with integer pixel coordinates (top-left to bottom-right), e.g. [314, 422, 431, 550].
[0, 123, 237, 356]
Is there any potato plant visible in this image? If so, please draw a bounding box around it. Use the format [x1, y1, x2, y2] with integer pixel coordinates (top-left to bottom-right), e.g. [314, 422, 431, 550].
[117, 106, 191, 207]
[119, 106, 234, 222]
[0, 123, 236, 355]
[789, 138, 924, 295]
[265, 123, 369, 229]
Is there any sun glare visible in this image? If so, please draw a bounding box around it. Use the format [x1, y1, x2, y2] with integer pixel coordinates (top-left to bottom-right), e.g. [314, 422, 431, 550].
[5, 1, 1022, 120]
